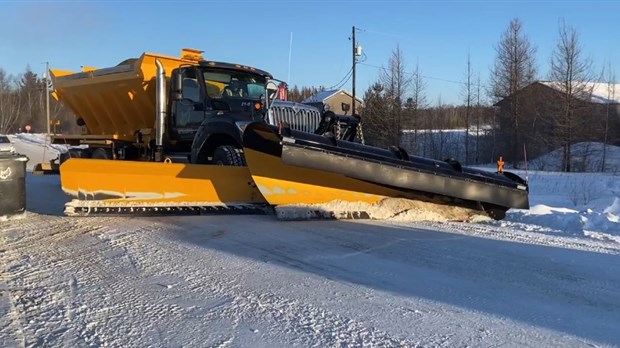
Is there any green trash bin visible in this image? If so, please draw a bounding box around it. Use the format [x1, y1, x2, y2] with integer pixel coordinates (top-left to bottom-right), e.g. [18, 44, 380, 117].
[0, 153, 28, 216]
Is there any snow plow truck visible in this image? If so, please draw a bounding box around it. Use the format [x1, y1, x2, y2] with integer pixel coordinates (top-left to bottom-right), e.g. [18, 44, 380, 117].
[38, 48, 529, 219]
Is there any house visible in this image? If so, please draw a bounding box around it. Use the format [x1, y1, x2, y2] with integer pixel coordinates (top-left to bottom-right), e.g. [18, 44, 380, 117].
[302, 89, 364, 115]
[493, 80, 620, 164]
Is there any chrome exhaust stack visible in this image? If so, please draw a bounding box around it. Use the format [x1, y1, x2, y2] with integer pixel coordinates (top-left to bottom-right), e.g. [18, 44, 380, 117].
[154, 59, 166, 161]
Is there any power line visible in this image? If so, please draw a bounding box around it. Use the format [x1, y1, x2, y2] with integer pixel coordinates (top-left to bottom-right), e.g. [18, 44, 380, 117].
[325, 67, 353, 90]
[358, 62, 466, 85]
[355, 27, 404, 39]
[335, 69, 353, 90]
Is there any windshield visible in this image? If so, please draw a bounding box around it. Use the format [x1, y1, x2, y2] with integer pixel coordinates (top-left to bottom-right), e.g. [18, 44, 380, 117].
[0, 136, 10, 143]
[203, 69, 266, 100]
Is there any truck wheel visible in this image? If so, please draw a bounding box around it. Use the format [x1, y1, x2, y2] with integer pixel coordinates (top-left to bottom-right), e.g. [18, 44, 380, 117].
[59, 149, 91, 164]
[212, 145, 245, 166]
[482, 203, 507, 220]
[91, 148, 112, 160]
[59, 150, 78, 164]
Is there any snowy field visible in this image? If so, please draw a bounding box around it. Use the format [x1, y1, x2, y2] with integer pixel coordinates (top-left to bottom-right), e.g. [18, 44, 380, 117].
[1, 134, 620, 347]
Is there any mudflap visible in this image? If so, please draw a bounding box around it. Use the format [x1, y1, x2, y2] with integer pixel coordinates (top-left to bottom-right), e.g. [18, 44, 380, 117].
[242, 122, 529, 220]
[59, 158, 268, 216]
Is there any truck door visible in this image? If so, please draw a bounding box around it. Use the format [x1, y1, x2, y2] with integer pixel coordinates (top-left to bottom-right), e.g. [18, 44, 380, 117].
[170, 68, 205, 142]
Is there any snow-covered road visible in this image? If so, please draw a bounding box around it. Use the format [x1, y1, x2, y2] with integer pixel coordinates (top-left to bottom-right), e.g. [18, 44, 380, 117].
[1, 175, 619, 347]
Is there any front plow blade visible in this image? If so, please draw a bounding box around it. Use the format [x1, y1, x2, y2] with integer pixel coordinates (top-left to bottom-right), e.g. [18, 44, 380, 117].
[242, 122, 529, 220]
[60, 158, 267, 215]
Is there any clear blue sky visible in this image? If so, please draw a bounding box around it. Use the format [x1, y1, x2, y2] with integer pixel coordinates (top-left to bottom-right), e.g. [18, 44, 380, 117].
[1, 0, 618, 105]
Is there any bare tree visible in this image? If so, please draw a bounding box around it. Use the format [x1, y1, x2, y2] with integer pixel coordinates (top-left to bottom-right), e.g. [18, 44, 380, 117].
[379, 45, 411, 145]
[461, 51, 477, 165]
[0, 69, 21, 133]
[475, 73, 482, 163]
[601, 63, 616, 171]
[490, 17, 537, 167]
[548, 19, 596, 172]
[406, 61, 427, 155]
[430, 96, 448, 159]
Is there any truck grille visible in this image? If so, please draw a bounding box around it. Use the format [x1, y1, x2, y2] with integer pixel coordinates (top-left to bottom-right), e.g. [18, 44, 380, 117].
[268, 101, 322, 134]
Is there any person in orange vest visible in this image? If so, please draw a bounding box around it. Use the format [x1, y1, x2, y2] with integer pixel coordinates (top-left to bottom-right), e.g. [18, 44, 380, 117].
[497, 156, 504, 173]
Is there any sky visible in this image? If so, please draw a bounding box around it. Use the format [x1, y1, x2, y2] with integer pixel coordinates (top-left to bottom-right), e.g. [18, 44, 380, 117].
[0, 0, 618, 105]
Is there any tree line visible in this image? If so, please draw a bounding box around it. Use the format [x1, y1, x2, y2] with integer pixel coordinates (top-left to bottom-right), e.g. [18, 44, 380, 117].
[2, 18, 617, 172]
[0, 67, 78, 135]
[349, 18, 617, 171]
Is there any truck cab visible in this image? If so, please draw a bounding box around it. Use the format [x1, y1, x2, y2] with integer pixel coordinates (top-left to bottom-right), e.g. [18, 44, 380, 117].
[166, 62, 273, 165]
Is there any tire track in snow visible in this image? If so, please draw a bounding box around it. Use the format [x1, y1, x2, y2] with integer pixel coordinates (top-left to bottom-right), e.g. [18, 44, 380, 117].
[421, 220, 620, 254]
[0, 276, 26, 348]
[127, 222, 423, 347]
[1, 214, 119, 347]
[4, 212, 611, 347]
[0, 214, 182, 347]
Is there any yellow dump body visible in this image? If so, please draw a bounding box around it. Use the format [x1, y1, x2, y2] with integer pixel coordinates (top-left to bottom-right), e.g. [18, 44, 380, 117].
[50, 48, 204, 142]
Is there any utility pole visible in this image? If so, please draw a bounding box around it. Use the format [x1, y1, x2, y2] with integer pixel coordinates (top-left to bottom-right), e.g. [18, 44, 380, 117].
[351, 26, 356, 115]
[45, 61, 50, 134]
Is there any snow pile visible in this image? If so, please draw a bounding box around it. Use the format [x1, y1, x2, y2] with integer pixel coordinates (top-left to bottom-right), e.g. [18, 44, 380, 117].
[0, 211, 27, 222]
[7, 133, 68, 171]
[11, 133, 67, 152]
[496, 170, 620, 241]
[527, 142, 620, 172]
[604, 197, 620, 221]
[276, 198, 490, 222]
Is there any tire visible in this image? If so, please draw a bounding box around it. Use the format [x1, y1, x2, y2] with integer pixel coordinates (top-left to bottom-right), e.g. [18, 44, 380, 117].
[59, 149, 90, 164]
[91, 147, 112, 160]
[212, 145, 245, 166]
[482, 203, 507, 220]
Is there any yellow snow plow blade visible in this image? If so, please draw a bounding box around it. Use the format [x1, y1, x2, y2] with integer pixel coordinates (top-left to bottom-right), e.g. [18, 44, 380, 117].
[60, 158, 267, 215]
[241, 123, 416, 205]
[243, 147, 401, 205]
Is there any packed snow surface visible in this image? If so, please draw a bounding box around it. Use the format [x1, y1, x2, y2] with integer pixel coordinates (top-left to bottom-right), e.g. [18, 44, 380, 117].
[1, 134, 620, 347]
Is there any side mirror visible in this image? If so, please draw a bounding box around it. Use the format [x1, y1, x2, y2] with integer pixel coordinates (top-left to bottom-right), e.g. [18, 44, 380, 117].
[341, 102, 350, 114]
[266, 81, 278, 106]
[171, 71, 183, 100]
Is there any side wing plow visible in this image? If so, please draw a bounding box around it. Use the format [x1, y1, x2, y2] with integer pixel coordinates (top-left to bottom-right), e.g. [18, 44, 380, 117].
[242, 122, 529, 220]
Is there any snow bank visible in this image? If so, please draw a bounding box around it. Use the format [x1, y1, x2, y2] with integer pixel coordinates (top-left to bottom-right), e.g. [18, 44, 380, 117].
[276, 198, 491, 222]
[0, 212, 27, 222]
[527, 142, 620, 172]
[7, 133, 68, 172]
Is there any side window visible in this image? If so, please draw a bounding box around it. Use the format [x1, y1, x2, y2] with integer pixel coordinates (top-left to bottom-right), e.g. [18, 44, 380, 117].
[181, 70, 200, 102]
[174, 69, 203, 128]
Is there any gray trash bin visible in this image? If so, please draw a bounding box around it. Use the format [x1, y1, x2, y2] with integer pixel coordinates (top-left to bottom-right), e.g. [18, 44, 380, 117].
[0, 153, 28, 216]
